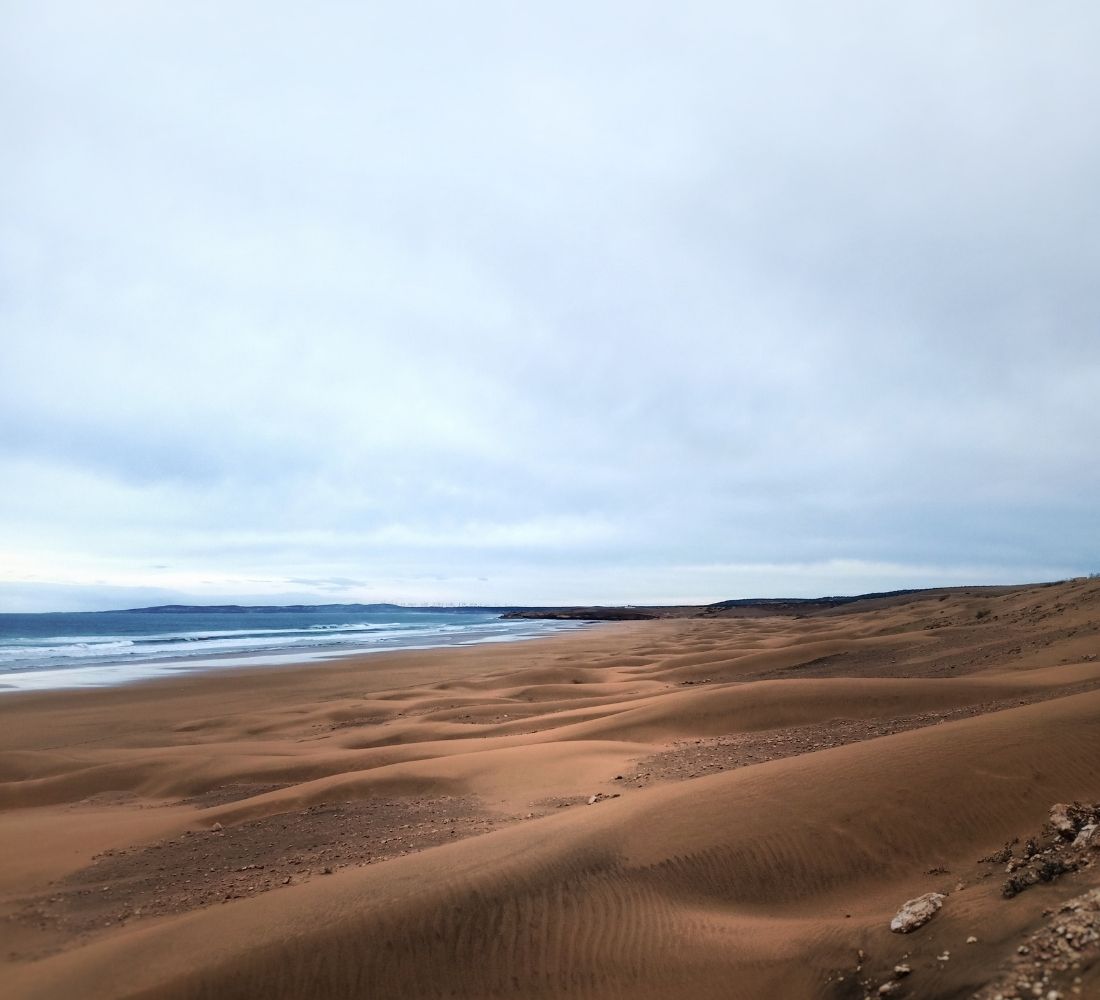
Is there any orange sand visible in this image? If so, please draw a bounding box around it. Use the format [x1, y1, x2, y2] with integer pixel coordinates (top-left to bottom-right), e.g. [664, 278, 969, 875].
[3, 579, 1100, 998]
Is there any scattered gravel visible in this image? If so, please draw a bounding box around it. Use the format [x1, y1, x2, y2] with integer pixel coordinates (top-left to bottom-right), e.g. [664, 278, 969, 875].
[9, 794, 517, 960]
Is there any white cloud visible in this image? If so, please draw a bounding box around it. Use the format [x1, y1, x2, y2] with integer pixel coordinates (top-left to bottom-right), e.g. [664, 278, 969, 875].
[2, 3, 1099, 611]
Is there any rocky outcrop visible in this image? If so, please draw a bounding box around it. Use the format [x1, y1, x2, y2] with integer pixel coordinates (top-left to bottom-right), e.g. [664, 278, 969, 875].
[1000, 802, 1100, 898]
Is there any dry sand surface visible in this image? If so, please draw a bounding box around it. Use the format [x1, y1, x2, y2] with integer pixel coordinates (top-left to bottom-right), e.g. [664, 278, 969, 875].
[3, 579, 1100, 999]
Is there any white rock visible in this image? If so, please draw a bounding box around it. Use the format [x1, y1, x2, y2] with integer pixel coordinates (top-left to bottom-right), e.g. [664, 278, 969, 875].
[889, 892, 946, 933]
[1072, 823, 1097, 848]
[1050, 803, 1075, 836]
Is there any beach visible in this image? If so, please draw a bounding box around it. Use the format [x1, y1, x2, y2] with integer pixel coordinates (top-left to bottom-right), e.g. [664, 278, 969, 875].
[0, 609, 587, 692]
[3, 579, 1100, 999]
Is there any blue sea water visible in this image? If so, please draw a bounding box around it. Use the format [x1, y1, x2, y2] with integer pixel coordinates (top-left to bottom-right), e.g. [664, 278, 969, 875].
[0, 609, 584, 692]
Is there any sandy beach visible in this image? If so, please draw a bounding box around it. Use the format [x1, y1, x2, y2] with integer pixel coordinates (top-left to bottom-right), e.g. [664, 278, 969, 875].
[3, 579, 1100, 999]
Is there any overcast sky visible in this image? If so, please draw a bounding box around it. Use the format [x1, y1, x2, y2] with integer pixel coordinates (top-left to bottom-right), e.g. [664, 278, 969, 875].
[2, 3, 1098, 612]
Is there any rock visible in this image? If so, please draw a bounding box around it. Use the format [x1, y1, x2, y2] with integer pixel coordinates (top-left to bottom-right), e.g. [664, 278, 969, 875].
[893, 964, 911, 977]
[878, 983, 900, 996]
[587, 795, 598, 805]
[889, 892, 946, 933]
[210, 822, 223, 832]
[980, 842, 1015, 864]
[966, 935, 978, 944]
[1050, 803, 1076, 836]
[1003, 856, 1076, 898]
[1072, 822, 1097, 848]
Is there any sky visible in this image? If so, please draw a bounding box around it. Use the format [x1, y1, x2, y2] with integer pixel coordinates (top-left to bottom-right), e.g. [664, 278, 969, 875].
[2, 3, 1099, 613]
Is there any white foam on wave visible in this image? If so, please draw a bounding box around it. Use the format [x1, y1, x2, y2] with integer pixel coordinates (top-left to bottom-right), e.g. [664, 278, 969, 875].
[0, 618, 590, 690]
[0, 640, 137, 664]
[0, 622, 440, 667]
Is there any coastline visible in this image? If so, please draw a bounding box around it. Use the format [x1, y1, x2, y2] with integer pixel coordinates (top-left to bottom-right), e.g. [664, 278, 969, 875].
[0, 615, 592, 694]
[3, 581, 1100, 998]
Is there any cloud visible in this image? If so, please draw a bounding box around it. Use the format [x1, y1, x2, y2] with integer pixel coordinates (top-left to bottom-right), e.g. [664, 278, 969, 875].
[2, 3, 1099, 611]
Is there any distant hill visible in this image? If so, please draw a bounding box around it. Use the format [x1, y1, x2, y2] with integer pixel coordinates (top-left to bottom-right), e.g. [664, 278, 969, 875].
[118, 604, 530, 614]
[500, 607, 660, 621]
[699, 588, 930, 614]
[118, 583, 1057, 619]
[698, 583, 1042, 617]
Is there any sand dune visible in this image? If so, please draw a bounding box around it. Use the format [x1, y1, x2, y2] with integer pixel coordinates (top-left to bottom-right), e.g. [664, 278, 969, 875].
[3, 578, 1100, 998]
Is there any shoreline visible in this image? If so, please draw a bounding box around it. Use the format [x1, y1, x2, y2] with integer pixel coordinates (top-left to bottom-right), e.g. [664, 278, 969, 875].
[0, 618, 624, 709]
[3, 581, 1100, 998]
[0, 618, 594, 695]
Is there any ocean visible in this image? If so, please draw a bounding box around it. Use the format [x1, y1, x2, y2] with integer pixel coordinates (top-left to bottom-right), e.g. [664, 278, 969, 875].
[0, 608, 585, 692]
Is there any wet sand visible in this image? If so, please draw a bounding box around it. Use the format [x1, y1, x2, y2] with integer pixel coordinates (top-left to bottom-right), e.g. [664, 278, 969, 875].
[3, 579, 1100, 999]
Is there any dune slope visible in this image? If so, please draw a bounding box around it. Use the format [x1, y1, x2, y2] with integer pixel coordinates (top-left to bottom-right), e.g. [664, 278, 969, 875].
[3, 578, 1100, 999]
